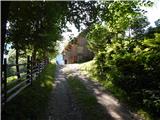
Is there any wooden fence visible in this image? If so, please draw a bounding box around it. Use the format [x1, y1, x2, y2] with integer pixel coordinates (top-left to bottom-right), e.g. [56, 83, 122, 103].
[1, 56, 49, 108]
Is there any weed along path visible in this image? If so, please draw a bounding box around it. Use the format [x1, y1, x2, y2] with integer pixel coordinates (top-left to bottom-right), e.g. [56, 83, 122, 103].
[46, 65, 83, 120]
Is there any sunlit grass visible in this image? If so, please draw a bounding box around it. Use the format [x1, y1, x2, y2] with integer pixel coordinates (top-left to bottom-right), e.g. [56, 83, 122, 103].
[137, 109, 153, 120]
[7, 72, 26, 83]
[7, 76, 17, 83]
[78, 60, 97, 79]
[4, 63, 56, 120]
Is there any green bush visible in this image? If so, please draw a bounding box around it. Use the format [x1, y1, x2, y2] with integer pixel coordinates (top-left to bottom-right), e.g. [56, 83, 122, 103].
[92, 34, 160, 118]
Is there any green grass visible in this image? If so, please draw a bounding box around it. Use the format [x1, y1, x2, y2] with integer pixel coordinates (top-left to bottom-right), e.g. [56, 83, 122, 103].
[7, 73, 28, 90]
[7, 76, 17, 83]
[4, 63, 56, 120]
[101, 80, 127, 101]
[78, 60, 154, 120]
[67, 76, 107, 120]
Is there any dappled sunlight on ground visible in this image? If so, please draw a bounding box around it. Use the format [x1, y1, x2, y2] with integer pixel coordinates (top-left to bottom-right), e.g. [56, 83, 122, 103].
[46, 65, 83, 120]
[62, 63, 140, 120]
[62, 64, 79, 70]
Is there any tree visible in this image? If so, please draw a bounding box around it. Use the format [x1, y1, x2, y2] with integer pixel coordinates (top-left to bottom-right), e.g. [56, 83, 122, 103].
[66, 1, 101, 31]
[1, 1, 10, 64]
[86, 1, 160, 117]
[87, 1, 147, 50]
[7, 2, 66, 64]
[155, 18, 160, 27]
[7, 1, 106, 63]
[8, 2, 33, 78]
[130, 15, 149, 40]
[145, 19, 160, 39]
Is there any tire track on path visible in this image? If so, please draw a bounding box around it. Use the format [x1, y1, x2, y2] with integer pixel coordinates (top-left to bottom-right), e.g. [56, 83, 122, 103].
[46, 65, 83, 120]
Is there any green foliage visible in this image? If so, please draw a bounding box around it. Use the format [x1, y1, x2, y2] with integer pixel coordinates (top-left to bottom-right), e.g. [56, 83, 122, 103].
[114, 49, 160, 115]
[66, 1, 102, 30]
[87, 24, 112, 53]
[145, 20, 160, 39]
[131, 15, 149, 40]
[143, 33, 160, 49]
[8, 2, 66, 60]
[7, 1, 106, 63]
[89, 29, 160, 119]
[155, 18, 160, 27]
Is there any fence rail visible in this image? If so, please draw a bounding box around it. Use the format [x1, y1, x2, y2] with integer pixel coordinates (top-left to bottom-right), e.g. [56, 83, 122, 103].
[7, 63, 27, 67]
[1, 56, 49, 109]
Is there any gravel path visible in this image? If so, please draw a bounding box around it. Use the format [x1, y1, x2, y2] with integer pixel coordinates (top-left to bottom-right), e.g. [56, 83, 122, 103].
[46, 65, 83, 120]
[63, 64, 141, 120]
[46, 64, 141, 120]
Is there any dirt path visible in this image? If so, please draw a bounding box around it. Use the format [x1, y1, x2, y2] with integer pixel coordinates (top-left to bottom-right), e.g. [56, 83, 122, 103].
[46, 64, 141, 120]
[62, 64, 141, 120]
[46, 65, 83, 120]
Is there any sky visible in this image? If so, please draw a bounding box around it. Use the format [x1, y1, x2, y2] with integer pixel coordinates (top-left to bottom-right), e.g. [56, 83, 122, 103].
[56, 0, 160, 64]
[142, 0, 160, 27]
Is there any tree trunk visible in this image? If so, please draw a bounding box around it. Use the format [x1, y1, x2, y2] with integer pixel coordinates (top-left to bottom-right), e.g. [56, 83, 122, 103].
[1, 5, 10, 118]
[32, 48, 37, 65]
[16, 49, 20, 79]
[129, 28, 131, 38]
[1, 1, 10, 64]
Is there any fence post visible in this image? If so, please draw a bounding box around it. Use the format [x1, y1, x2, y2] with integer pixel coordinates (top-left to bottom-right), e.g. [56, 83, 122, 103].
[30, 57, 33, 85]
[1, 58, 7, 120]
[3, 58, 7, 108]
[46, 58, 48, 65]
[26, 56, 30, 83]
[47, 58, 49, 64]
[38, 63, 40, 74]
[44, 59, 46, 66]
[40, 61, 42, 72]
[41, 60, 43, 70]
[43, 60, 45, 69]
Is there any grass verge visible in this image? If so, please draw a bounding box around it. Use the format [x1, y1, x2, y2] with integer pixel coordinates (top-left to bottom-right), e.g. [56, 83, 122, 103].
[67, 76, 108, 120]
[4, 63, 56, 120]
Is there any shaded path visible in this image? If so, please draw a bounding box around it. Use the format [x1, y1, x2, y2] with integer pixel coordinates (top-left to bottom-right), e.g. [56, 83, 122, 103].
[46, 65, 83, 120]
[62, 64, 141, 120]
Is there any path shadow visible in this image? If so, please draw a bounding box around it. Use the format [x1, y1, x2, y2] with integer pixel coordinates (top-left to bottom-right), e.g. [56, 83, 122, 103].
[63, 65, 140, 120]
